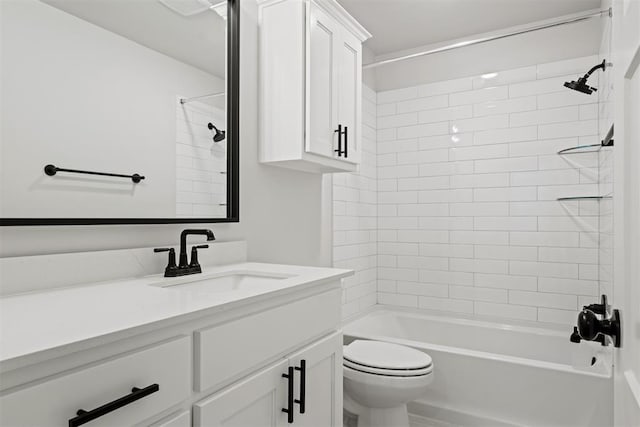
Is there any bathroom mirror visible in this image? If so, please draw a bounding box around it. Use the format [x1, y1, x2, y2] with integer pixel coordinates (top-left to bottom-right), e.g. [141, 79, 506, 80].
[0, 0, 239, 225]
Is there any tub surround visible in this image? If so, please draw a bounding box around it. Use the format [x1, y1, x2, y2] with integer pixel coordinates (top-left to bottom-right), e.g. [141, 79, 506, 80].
[334, 85, 378, 320]
[371, 55, 606, 325]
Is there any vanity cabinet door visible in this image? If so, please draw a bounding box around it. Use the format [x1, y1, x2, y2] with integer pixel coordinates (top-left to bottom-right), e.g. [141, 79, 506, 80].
[336, 29, 362, 165]
[193, 360, 288, 427]
[306, 3, 340, 159]
[287, 332, 343, 427]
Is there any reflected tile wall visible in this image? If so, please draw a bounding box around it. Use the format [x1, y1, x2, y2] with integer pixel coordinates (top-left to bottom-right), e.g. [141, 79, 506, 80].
[175, 99, 227, 218]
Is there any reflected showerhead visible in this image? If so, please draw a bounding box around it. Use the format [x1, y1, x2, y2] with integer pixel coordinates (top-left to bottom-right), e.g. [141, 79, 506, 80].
[208, 122, 226, 142]
[564, 78, 596, 95]
[563, 59, 608, 95]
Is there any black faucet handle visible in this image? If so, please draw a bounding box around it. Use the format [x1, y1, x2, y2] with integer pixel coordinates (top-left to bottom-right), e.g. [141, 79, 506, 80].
[189, 244, 209, 269]
[154, 247, 178, 276]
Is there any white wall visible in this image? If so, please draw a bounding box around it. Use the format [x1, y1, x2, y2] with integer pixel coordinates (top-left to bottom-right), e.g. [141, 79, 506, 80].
[611, 0, 640, 423]
[0, 0, 332, 269]
[370, 15, 601, 92]
[334, 85, 377, 320]
[0, 0, 224, 218]
[374, 55, 604, 325]
[598, 0, 614, 302]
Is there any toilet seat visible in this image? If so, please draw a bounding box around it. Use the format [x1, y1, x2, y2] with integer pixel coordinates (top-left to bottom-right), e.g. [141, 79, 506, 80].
[343, 340, 432, 377]
[344, 359, 433, 376]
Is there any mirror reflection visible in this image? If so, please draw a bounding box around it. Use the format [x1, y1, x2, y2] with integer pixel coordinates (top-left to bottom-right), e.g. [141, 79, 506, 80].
[0, 0, 229, 219]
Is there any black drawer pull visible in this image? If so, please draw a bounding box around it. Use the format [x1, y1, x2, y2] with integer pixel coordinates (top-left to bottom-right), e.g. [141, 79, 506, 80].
[68, 383, 159, 427]
[282, 367, 294, 423]
[294, 360, 306, 414]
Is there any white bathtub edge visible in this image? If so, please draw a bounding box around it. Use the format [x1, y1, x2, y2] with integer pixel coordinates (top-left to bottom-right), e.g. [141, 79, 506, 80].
[344, 331, 612, 379]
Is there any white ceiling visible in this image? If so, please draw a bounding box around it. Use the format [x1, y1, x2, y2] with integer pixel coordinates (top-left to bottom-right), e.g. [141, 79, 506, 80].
[337, 0, 601, 56]
[42, 0, 226, 79]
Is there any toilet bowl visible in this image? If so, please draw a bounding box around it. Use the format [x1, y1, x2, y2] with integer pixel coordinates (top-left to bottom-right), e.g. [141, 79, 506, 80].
[343, 340, 433, 427]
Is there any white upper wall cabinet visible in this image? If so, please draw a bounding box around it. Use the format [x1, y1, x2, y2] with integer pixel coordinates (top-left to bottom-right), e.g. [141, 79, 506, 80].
[258, 0, 371, 173]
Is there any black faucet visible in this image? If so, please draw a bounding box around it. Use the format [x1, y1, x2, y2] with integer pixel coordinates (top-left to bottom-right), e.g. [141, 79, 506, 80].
[154, 229, 215, 277]
[179, 229, 216, 267]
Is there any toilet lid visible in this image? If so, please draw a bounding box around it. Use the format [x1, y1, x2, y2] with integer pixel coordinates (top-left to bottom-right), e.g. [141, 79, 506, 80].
[343, 340, 432, 371]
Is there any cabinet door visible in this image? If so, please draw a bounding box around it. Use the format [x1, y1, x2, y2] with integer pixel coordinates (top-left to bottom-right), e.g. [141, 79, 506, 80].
[194, 360, 288, 427]
[287, 332, 343, 427]
[337, 30, 362, 165]
[306, 3, 339, 159]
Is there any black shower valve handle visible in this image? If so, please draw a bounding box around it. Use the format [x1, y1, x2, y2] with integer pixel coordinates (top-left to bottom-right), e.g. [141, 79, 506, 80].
[570, 327, 582, 343]
[583, 294, 608, 317]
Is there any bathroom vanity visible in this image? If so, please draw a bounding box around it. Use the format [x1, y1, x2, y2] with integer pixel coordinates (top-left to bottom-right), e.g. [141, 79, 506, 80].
[0, 243, 351, 426]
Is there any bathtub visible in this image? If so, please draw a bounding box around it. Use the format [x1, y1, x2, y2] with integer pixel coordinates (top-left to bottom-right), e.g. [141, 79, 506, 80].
[343, 308, 613, 427]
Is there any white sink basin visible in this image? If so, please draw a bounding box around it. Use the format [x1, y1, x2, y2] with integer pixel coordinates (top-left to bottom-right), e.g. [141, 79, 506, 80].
[152, 271, 293, 293]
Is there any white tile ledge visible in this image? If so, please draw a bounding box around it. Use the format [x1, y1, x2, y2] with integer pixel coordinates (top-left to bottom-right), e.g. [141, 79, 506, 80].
[0, 261, 353, 367]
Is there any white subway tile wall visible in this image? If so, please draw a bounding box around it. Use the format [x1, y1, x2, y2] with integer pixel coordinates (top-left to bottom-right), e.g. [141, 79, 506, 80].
[375, 55, 603, 325]
[175, 99, 227, 217]
[334, 85, 378, 320]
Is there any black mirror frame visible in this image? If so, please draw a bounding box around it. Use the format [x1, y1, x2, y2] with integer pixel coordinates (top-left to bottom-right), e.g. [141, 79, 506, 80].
[0, 0, 240, 226]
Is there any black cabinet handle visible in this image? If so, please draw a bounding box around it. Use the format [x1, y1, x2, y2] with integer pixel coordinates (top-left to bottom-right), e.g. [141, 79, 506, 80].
[334, 125, 343, 157]
[343, 126, 348, 158]
[68, 383, 159, 427]
[282, 367, 294, 424]
[294, 360, 306, 414]
[334, 125, 348, 158]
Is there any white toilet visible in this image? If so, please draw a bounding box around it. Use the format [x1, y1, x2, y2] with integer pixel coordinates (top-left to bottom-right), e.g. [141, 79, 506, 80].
[343, 340, 434, 427]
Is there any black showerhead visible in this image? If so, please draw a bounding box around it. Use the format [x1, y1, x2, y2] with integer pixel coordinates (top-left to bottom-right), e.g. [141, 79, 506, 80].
[563, 59, 607, 95]
[207, 122, 226, 142]
[564, 77, 597, 95]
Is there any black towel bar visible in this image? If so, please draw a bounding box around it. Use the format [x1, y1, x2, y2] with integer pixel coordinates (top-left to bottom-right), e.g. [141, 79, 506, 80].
[44, 164, 145, 183]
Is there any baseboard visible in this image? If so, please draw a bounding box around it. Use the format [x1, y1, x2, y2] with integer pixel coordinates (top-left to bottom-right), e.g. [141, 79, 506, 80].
[408, 400, 521, 427]
[624, 370, 640, 410]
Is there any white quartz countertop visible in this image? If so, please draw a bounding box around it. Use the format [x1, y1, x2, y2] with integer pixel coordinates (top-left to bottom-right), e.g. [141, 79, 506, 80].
[0, 262, 352, 365]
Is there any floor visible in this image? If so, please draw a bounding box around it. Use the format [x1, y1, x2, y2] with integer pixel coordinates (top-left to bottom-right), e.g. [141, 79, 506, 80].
[409, 414, 460, 427]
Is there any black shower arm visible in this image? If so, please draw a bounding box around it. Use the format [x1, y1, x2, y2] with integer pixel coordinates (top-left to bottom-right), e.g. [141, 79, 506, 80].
[582, 60, 607, 80]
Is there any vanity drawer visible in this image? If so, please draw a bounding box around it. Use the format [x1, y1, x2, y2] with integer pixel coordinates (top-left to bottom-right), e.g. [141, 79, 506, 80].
[195, 288, 341, 391]
[0, 336, 191, 427]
